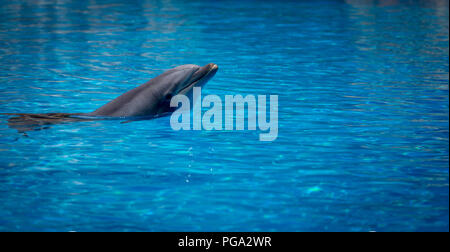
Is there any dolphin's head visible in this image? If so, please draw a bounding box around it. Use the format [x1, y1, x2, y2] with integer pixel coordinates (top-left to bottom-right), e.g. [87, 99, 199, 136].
[150, 63, 218, 114]
[157, 63, 218, 99]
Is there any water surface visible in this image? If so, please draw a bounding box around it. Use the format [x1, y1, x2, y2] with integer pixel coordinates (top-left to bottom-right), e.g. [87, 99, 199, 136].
[0, 0, 448, 231]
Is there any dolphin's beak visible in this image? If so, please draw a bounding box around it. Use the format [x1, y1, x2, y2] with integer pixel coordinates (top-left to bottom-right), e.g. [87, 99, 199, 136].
[190, 63, 218, 84]
[178, 63, 218, 94]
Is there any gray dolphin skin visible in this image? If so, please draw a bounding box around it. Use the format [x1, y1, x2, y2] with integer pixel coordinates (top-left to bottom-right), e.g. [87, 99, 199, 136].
[88, 63, 218, 117]
[3, 63, 218, 133]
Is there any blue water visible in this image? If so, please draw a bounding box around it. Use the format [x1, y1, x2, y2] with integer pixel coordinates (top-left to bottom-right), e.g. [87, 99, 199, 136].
[0, 0, 448, 232]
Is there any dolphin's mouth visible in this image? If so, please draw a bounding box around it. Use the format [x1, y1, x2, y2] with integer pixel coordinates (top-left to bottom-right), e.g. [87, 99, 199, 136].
[178, 63, 218, 94]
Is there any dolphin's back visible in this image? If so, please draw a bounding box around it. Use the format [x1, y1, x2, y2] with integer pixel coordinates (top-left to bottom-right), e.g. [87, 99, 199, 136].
[88, 66, 198, 117]
[88, 79, 156, 117]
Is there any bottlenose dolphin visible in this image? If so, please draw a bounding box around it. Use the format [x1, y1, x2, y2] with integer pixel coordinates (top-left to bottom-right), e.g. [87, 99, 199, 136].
[3, 63, 218, 133]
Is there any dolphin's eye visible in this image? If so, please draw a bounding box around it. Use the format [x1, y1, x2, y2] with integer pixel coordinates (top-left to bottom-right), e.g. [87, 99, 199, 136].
[165, 93, 173, 100]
